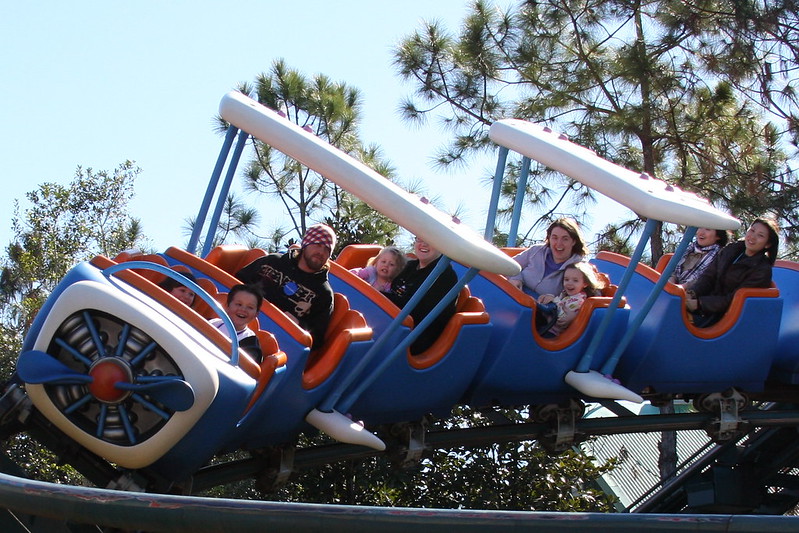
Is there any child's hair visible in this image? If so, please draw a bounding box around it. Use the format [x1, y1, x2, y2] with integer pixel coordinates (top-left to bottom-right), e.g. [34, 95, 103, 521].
[565, 262, 607, 297]
[158, 270, 197, 292]
[366, 246, 407, 273]
[227, 284, 264, 309]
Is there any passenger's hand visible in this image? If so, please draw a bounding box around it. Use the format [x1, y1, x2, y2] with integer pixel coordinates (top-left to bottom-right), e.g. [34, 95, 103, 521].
[685, 298, 698, 312]
[509, 279, 523, 290]
[537, 294, 555, 304]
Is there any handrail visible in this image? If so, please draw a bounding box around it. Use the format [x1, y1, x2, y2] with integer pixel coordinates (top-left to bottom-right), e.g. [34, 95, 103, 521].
[165, 246, 313, 347]
[576, 218, 657, 373]
[599, 227, 696, 376]
[507, 156, 531, 247]
[201, 129, 250, 258]
[319, 257, 465, 413]
[101, 260, 241, 367]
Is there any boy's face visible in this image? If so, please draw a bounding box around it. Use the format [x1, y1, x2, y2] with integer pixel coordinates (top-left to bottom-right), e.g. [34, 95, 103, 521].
[227, 291, 259, 331]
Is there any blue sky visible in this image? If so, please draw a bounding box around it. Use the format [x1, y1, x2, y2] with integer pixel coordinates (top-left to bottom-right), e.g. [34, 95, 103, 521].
[0, 1, 620, 254]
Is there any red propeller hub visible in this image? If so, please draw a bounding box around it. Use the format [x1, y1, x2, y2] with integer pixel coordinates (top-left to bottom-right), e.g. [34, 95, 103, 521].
[88, 358, 132, 404]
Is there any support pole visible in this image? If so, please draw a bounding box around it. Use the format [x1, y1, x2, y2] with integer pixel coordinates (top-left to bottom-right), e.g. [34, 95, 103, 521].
[188, 126, 238, 254]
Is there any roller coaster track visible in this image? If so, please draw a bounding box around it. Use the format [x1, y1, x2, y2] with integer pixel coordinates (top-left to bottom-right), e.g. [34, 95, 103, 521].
[190, 404, 799, 492]
[1, 470, 798, 533]
[3, 384, 799, 530]
[632, 425, 799, 515]
[4, 371, 799, 532]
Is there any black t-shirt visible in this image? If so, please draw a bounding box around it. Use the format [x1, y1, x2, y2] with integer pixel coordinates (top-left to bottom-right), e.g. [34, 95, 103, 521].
[236, 250, 334, 350]
[385, 255, 458, 354]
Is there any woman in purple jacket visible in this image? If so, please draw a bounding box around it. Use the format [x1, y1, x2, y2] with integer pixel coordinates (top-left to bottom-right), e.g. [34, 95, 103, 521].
[508, 217, 587, 298]
[507, 218, 587, 334]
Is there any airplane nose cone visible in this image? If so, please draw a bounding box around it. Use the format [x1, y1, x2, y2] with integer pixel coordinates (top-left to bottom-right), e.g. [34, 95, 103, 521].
[88, 358, 132, 404]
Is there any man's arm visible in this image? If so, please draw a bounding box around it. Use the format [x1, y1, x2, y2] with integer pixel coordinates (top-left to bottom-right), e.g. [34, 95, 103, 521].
[302, 286, 334, 350]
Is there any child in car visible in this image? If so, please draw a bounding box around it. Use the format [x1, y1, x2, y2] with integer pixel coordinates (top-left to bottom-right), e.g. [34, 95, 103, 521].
[537, 261, 606, 337]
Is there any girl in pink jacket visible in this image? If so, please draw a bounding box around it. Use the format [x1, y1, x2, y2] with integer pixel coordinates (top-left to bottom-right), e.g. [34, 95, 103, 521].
[537, 262, 606, 337]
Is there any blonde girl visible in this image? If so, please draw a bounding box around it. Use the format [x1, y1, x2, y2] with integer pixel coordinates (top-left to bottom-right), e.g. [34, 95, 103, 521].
[350, 246, 407, 292]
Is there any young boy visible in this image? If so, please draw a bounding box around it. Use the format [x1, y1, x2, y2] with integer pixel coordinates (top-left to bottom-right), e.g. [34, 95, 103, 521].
[209, 284, 263, 363]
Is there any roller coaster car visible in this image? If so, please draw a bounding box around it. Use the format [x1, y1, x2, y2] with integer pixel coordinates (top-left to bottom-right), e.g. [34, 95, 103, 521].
[329, 248, 415, 335]
[769, 260, 799, 385]
[333, 244, 627, 411]
[592, 251, 782, 397]
[136, 246, 375, 449]
[329, 248, 492, 424]
[14, 255, 289, 482]
[163, 246, 314, 351]
[329, 245, 415, 377]
[449, 251, 629, 408]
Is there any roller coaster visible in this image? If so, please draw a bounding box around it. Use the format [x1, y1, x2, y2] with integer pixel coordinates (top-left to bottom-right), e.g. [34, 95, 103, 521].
[1, 92, 799, 531]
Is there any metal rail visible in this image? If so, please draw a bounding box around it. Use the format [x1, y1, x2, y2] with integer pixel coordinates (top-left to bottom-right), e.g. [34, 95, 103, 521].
[0, 472, 797, 532]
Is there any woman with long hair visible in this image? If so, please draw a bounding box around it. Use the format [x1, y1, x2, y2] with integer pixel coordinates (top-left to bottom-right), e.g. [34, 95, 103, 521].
[686, 217, 780, 327]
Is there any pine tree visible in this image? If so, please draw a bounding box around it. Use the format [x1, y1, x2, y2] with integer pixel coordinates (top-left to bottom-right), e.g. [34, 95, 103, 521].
[394, 0, 799, 259]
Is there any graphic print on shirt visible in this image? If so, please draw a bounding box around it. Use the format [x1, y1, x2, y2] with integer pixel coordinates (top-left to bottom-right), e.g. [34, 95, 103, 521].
[257, 263, 316, 317]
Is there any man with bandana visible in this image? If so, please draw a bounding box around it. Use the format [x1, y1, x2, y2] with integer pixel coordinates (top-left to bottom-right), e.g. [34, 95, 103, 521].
[236, 224, 336, 349]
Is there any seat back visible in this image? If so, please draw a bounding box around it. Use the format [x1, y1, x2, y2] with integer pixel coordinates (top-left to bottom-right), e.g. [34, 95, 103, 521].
[500, 247, 527, 258]
[594, 270, 616, 297]
[335, 244, 383, 270]
[303, 292, 372, 388]
[410, 286, 490, 369]
[655, 253, 674, 273]
[191, 278, 223, 320]
[771, 260, 799, 383]
[112, 250, 171, 285]
[205, 245, 268, 276]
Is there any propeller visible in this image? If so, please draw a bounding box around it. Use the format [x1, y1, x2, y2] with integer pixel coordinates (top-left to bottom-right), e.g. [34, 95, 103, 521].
[17, 350, 195, 412]
[17, 350, 93, 385]
[114, 380, 194, 412]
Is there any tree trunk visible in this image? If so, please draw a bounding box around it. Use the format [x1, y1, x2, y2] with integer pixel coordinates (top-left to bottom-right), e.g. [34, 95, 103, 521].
[650, 220, 664, 267]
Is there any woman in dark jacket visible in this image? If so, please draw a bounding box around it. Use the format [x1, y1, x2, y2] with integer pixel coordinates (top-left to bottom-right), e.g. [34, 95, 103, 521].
[685, 217, 780, 327]
[385, 236, 457, 355]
